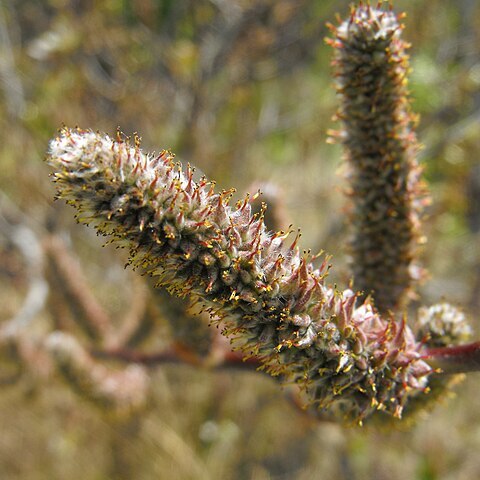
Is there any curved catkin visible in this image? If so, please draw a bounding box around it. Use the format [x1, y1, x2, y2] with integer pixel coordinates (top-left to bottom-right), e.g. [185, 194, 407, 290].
[328, 5, 428, 314]
[47, 127, 432, 423]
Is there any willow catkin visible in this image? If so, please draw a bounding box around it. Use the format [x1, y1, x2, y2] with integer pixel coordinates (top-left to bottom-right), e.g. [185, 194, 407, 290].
[329, 5, 428, 313]
[47, 127, 433, 423]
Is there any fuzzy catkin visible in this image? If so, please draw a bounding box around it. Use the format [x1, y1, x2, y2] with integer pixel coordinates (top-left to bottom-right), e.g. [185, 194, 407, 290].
[47, 127, 434, 423]
[329, 5, 428, 313]
[401, 304, 471, 420]
[417, 303, 472, 348]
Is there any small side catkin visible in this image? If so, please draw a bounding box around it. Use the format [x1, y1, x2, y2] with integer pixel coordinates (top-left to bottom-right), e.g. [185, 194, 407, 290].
[47, 127, 432, 423]
[401, 304, 472, 420]
[328, 5, 428, 313]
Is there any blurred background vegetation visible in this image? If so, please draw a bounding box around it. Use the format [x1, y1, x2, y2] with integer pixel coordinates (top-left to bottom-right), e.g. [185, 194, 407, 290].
[1, 0, 480, 479]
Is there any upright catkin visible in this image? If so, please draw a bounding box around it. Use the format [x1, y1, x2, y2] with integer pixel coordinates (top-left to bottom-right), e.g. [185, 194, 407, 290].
[328, 5, 428, 313]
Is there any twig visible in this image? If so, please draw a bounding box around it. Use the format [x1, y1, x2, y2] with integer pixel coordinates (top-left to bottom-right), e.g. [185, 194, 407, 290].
[91, 346, 261, 371]
[422, 341, 480, 374]
[44, 234, 111, 340]
[0, 214, 48, 336]
[94, 342, 480, 376]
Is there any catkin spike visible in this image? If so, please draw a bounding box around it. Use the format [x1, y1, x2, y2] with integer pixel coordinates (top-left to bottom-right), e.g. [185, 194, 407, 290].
[46, 127, 433, 423]
[330, 5, 429, 313]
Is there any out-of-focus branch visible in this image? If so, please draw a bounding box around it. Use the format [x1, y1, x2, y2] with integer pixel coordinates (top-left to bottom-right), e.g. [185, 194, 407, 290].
[44, 234, 111, 340]
[0, 2, 26, 118]
[0, 210, 48, 337]
[105, 274, 149, 349]
[45, 331, 149, 417]
[91, 345, 261, 372]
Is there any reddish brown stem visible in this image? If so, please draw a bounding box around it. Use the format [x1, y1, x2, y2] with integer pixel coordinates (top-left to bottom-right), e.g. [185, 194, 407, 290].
[422, 341, 480, 374]
[94, 341, 480, 376]
[91, 346, 262, 371]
